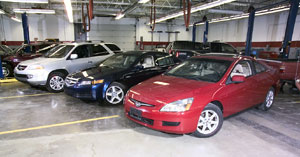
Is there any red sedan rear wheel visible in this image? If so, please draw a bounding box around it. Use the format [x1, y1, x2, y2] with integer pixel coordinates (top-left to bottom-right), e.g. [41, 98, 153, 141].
[259, 87, 275, 111]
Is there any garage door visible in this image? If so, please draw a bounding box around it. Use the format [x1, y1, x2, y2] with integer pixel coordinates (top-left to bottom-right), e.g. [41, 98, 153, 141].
[87, 24, 136, 51]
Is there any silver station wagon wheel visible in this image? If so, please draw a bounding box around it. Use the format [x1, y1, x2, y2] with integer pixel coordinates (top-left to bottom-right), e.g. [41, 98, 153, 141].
[46, 72, 66, 92]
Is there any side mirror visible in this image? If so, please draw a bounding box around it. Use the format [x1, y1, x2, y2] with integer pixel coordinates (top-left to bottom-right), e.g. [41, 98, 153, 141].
[232, 75, 245, 83]
[70, 54, 78, 60]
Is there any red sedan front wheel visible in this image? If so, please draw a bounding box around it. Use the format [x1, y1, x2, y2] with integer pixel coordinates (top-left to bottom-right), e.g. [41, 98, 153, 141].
[192, 103, 223, 138]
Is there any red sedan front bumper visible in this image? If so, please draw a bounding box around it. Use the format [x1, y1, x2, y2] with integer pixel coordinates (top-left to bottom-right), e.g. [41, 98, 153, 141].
[124, 99, 201, 134]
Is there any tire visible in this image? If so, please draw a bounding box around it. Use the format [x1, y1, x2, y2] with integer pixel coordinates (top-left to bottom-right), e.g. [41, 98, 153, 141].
[46, 72, 66, 93]
[2, 64, 13, 77]
[192, 103, 223, 138]
[259, 87, 275, 111]
[105, 82, 126, 105]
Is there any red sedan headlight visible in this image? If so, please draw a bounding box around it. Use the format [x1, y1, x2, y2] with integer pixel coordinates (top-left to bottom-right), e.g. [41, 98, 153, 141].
[160, 98, 194, 112]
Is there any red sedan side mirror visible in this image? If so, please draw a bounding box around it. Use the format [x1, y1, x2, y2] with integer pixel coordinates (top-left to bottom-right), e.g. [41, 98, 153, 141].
[232, 75, 246, 83]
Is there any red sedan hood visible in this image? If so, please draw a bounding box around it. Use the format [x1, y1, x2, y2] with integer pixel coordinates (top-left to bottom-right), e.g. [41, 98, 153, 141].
[129, 75, 214, 105]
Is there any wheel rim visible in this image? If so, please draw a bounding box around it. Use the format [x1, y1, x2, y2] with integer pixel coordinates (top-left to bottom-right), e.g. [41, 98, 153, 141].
[265, 90, 274, 108]
[2, 67, 9, 77]
[105, 85, 124, 104]
[49, 75, 64, 91]
[197, 110, 219, 135]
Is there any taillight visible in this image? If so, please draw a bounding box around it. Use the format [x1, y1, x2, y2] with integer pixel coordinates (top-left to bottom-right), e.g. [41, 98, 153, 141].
[176, 51, 179, 57]
[279, 65, 285, 73]
[169, 50, 172, 54]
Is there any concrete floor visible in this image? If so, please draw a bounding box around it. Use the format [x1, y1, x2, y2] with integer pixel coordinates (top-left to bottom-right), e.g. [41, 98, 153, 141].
[0, 82, 300, 157]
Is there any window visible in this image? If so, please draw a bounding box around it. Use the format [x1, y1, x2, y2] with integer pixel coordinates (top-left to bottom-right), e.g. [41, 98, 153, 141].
[166, 58, 232, 82]
[93, 44, 109, 56]
[194, 42, 203, 50]
[37, 44, 56, 54]
[231, 61, 252, 77]
[210, 43, 221, 52]
[105, 44, 121, 52]
[44, 45, 74, 58]
[100, 54, 138, 69]
[138, 55, 155, 69]
[254, 61, 266, 73]
[71, 45, 90, 58]
[172, 41, 203, 50]
[156, 56, 174, 66]
[221, 44, 236, 53]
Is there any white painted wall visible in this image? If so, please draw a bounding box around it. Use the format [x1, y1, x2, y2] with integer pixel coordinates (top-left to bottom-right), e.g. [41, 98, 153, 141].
[136, 18, 196, 42]
[0, 10, 300, 48]
[136, 10, 300, 43]
[0, 14, 74, 42]
[205, 11, 300, 42]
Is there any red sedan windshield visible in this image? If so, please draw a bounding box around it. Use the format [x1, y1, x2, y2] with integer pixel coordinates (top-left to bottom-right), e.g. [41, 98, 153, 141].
[166, 58, 232, 82]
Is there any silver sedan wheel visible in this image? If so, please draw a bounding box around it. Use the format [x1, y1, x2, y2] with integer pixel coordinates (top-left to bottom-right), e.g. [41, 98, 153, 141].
[2, 67, 9, 77]
[197, 110, 219, 135]
[106, 86, 124, 104]
[49, 76, 64, 91]
[265, 90, 274, 108]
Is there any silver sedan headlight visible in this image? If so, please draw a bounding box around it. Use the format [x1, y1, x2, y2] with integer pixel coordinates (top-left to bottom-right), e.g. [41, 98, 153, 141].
[27, 65, 44, 70]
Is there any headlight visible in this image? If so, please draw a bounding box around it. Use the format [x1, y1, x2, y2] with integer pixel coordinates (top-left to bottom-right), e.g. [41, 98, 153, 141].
[160, 98, 193, 112]
[92, 79, 104, 85]
[13, 59, 19, 62]
[27, 65, 44, 70]
[78, 81, 92, 86]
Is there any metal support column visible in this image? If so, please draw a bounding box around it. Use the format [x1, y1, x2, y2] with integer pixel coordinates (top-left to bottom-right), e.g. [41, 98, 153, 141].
[282, 0, 300, 58]
[192, 16, 207, 42]
[192, 24, 197, 42]
[0, 57, 3, 79]
[203, 21, 209, 44]
[245, 8, 255, 56]
[21, 13, 30, 53]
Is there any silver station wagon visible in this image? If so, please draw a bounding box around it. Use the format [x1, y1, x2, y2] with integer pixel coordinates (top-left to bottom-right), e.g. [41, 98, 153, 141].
[14, 42, 121, 92]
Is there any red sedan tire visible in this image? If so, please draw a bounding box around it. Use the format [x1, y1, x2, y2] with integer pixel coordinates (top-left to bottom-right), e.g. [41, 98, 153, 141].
[192, 103, 223, 138]
[296, 79, 300, 91]
[259, 87, 275, 111]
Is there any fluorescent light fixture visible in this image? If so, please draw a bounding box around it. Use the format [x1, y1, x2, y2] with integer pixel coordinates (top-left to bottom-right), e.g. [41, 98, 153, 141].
[11, 16, 22, 22]
[115, 13, 125, 20]
[0, 0, 48, 3]
[153, 0, 236, 24]
[191, 5, 299, 26]
[64, 0, 73, 23]
[138, 0, 150, 3]
[208, 9, 243, 15]
[13, 8, 55, 14]
[0, 9, 5, 14]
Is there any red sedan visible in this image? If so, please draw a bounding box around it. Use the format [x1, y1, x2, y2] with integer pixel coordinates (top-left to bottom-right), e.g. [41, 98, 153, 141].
[124, 54, 280, 137]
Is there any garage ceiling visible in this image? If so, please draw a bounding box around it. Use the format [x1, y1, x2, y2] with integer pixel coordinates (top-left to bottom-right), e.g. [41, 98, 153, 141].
[0, 0, 287, 23]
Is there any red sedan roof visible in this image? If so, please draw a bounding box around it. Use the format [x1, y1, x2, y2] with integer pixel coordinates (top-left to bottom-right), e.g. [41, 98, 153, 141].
[194, 54, 252, 61]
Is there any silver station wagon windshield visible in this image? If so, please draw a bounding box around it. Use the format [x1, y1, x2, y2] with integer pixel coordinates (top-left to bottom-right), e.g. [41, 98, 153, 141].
[44, 45, 74, 58]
